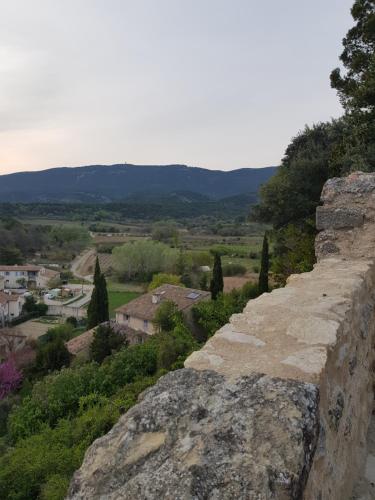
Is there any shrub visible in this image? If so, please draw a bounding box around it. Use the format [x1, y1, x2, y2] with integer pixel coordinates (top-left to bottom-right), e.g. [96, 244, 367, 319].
[65, 316, 77, 328]
[0, 361, 22, 401]
[148, 273, 182, 291]
[222, 263, 247, 276]
[35, 338, 71, 375]
[152, 301, 182, 333]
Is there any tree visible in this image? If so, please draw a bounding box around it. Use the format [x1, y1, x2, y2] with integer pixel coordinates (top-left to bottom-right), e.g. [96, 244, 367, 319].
[252, 120, 347, 228]
[148, 273, 182, 291]
[90, 324, 124, 364]
[87, 258, 109, 328]
[22, 296, 48, 317]
[330, 1, 375, 115]
[151, 221, 179, 246]
[0, 360, 22, 400]
[210, 253, 224, 300]
[330, 0, 375, 173]
[0, 246, 23, 265]
[258, 233, 269, 294]
[35, 338, 71, 374]
[112, 240, 179, 282]
[153, 300, 182, 333]
[271, 223, 316, 284]
[66, 316, 78, 328]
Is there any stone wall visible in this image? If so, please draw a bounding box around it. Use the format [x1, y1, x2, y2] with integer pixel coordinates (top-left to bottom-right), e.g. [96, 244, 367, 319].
[67, 172, 375, 500]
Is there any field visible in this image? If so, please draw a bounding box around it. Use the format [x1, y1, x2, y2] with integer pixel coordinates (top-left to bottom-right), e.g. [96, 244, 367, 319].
[108, 291, 141, 318]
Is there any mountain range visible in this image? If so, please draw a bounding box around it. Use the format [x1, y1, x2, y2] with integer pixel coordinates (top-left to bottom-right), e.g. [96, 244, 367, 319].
[0, 164, 277, 203]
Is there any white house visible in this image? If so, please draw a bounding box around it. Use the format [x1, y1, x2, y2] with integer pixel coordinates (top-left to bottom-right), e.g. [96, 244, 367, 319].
[0, 265, 60, 290]
[0, 291, 25, 326]
[0, 265, 42, 289]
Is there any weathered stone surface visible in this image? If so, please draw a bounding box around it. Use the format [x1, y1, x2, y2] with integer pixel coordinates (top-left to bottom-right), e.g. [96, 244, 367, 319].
[316, 206, 364, 230]
[316, 172, 375, 261]
[68, 369, 319, 500]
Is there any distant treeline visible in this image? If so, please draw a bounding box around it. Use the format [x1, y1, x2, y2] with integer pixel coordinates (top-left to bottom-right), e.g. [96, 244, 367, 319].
[0, 192, 257, 221]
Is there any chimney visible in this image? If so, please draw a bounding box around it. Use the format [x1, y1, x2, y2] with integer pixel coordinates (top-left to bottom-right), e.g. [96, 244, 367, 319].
[152, 293, 161, 304]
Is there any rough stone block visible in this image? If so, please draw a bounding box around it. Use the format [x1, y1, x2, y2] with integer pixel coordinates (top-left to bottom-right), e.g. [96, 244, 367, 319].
[67, 370, 319, 500]
[316, 206, 364, 230]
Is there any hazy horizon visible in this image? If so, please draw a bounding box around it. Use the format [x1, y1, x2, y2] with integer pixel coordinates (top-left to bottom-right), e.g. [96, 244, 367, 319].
[0, 0, 353, 175]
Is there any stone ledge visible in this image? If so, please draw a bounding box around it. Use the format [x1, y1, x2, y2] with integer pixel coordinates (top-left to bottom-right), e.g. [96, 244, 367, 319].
[186, 258, 373, 384]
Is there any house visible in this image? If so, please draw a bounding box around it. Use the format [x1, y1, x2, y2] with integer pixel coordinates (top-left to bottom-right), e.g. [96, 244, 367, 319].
[0, 291, 25, 326]
[115, 284, 210, 335]
[0, 265, 42, 289]
[0, 265, 60, 289]
[0, 275, 4, 291]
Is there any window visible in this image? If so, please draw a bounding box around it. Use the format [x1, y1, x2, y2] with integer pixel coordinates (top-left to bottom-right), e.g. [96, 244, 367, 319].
[143, 320, 148, 331]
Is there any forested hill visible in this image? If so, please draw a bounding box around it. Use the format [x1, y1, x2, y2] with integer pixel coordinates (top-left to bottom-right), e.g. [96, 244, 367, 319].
[0, 164, 277, 203]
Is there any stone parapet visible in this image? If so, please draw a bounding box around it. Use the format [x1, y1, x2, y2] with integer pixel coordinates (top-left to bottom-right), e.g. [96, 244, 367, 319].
[67, 172, 375, 500]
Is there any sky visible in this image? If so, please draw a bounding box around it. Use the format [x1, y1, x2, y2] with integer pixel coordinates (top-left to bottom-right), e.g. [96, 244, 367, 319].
[0, 0, 354, 174]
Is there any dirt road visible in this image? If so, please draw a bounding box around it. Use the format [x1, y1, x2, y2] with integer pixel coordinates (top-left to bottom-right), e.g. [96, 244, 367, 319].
[71, 248, 96, 282]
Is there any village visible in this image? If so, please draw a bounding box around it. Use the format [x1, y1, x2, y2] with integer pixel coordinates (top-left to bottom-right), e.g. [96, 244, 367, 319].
[0, 259, 216, 368]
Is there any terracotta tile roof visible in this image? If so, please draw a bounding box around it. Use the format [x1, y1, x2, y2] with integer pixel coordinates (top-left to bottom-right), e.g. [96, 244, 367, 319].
[65, 321, 147, 356]
[115, 284, 210, 321]
[66, 328, 95, 356]
[0, 291, 22, 304]
[0, 265, 41, 272]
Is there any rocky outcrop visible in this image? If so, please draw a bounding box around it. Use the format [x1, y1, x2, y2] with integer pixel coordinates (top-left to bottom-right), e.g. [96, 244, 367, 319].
[69, 370, 319, 499]
[67, 172, 375, 500]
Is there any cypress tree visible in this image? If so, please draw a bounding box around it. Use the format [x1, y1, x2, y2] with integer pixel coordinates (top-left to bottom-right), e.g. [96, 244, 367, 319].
[99, 273, 109, 322]
[87, 257, 109, 328]
[210, 253, 224, 300]
[87, 285, 99, 329]
[258, 233, 269, 294]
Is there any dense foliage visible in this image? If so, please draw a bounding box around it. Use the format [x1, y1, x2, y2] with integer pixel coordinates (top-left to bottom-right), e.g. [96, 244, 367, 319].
[193, 282, 261, 339]
[90, 324, 124, 363]
[148, 273, 183, 290]
[0, 219, 90, 266]
[153, 301, 182, 334]
[112, 240, 179, 281]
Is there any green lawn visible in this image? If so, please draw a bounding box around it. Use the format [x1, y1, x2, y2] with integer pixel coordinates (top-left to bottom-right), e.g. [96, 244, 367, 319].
[108, 291, 141, 318]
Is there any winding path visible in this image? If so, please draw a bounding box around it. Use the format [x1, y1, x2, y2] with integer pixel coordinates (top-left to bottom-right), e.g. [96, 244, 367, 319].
[71, 248, 96, 283]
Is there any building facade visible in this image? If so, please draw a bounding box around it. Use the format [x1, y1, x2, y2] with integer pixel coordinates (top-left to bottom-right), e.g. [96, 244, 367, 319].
[115, 284, 210, 335]
[0, 292, 25, 326]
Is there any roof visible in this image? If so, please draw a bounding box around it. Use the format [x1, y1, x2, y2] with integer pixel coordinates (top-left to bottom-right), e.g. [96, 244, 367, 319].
[115, 284, 210, 321]
[0, 291, 22, 305]
[66, 328, 95, 355]
[0, 265, 41, 272]
[66, 321, 146, 356]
